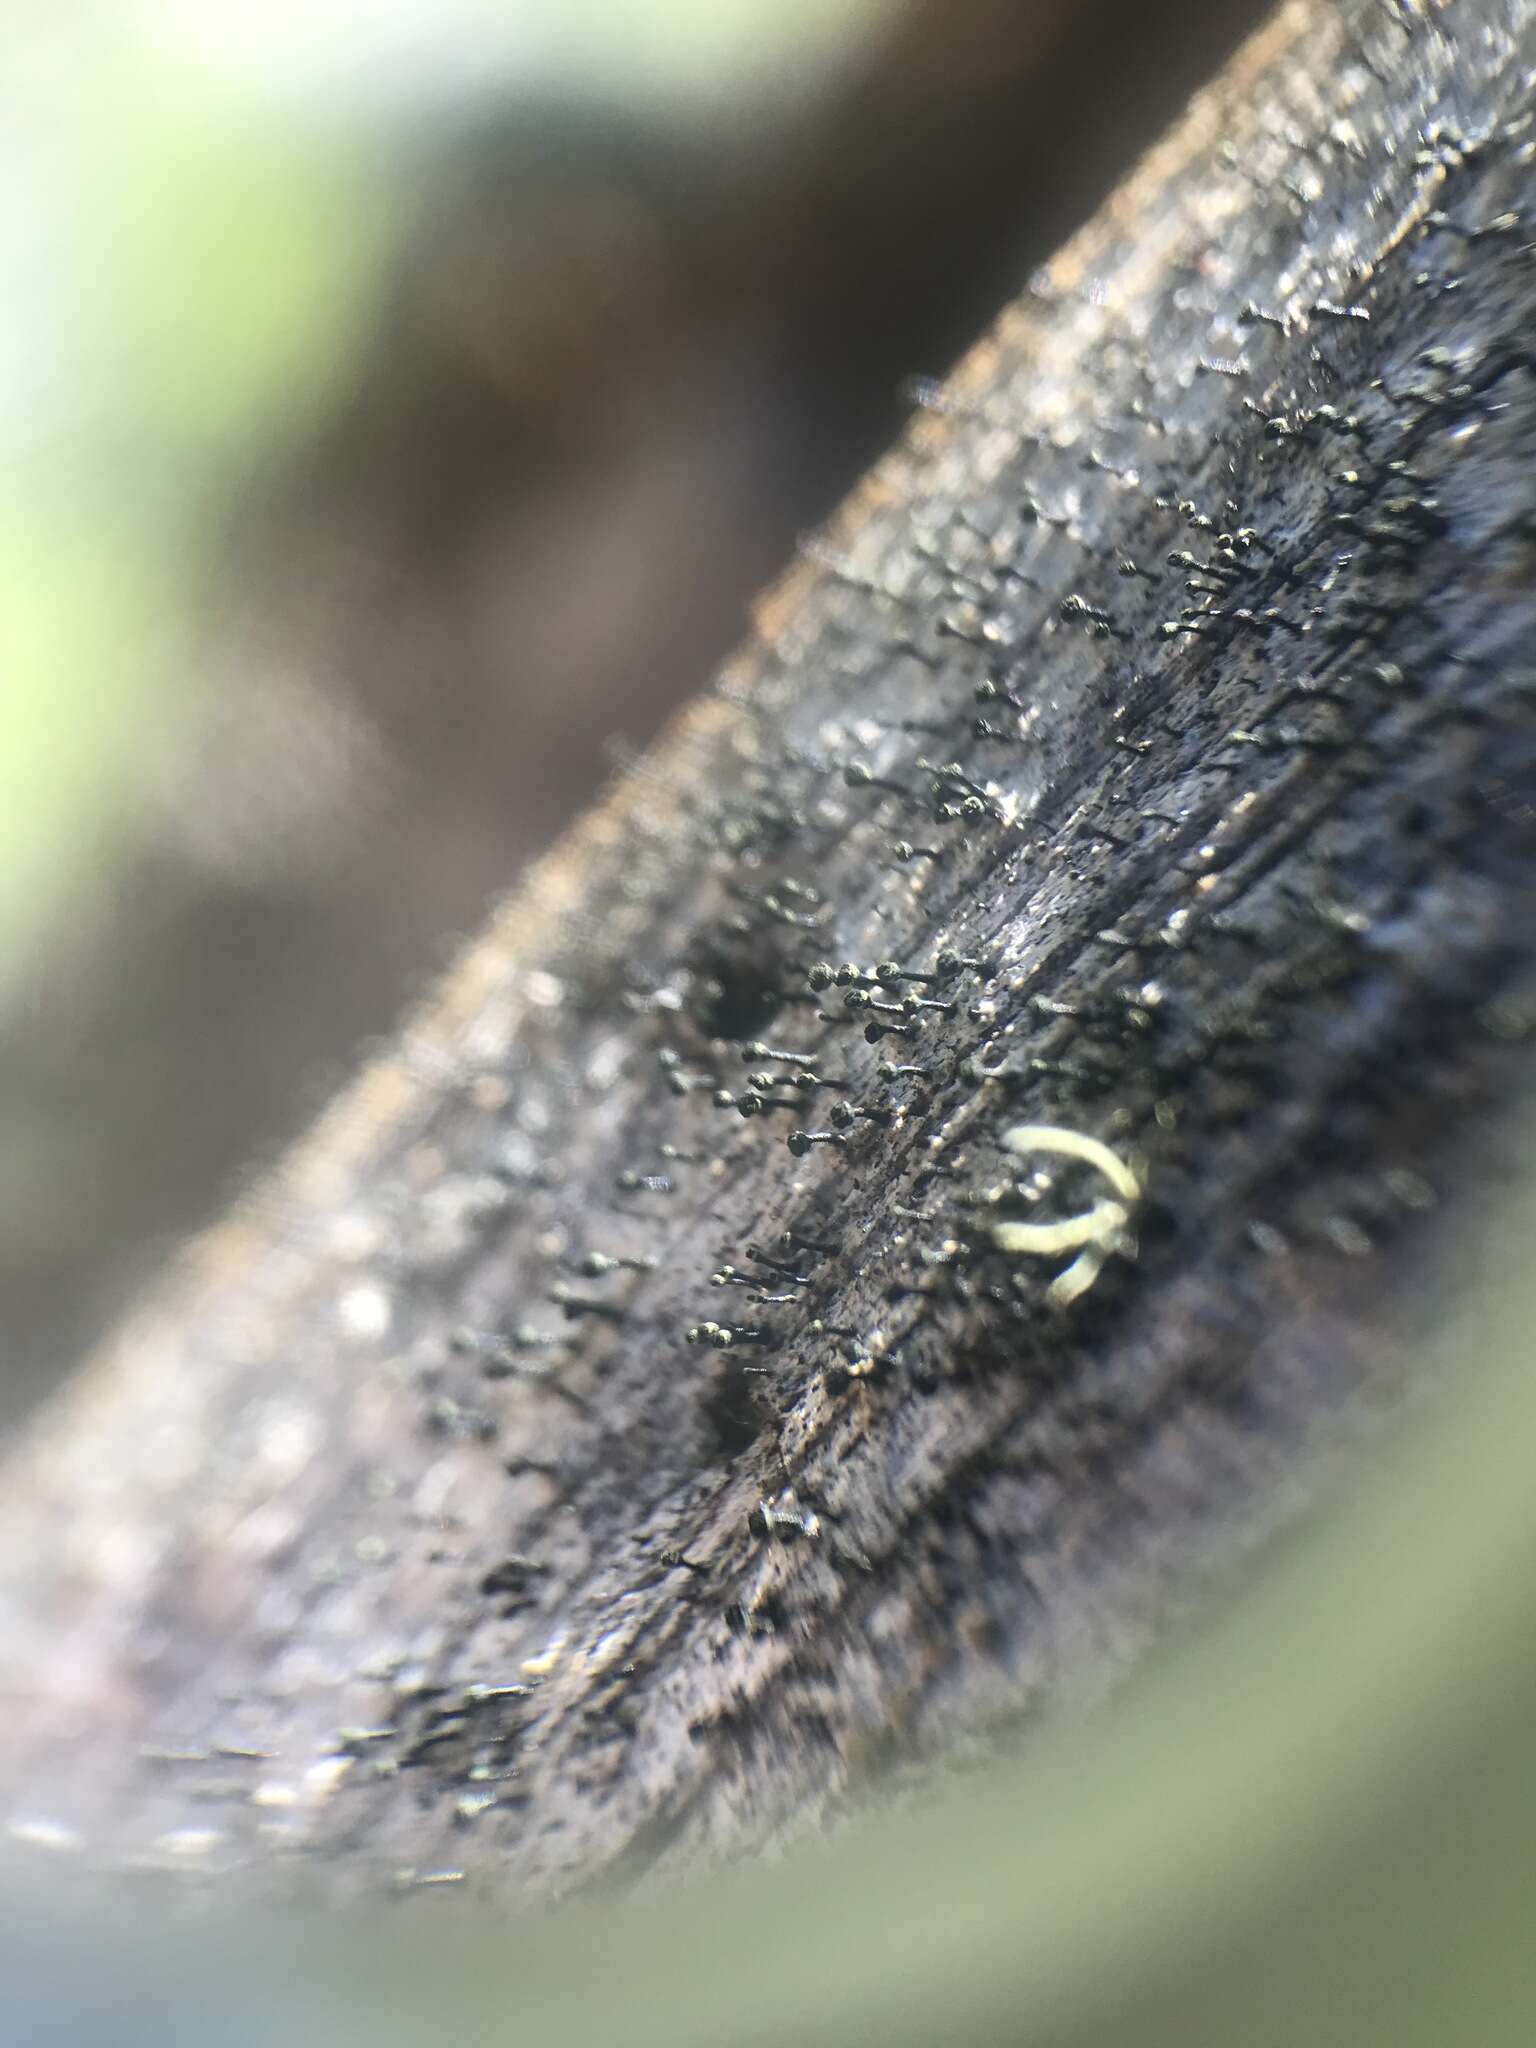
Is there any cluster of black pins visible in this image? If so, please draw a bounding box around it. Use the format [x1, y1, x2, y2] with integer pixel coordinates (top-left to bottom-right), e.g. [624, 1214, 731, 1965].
[450, 1323, 566, 1380]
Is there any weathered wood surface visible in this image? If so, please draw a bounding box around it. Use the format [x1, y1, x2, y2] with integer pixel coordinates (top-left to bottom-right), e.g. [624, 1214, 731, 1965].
[2, 0, 1535, 1904]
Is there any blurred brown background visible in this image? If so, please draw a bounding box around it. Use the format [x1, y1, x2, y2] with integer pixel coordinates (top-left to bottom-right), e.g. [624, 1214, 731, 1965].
[0, 0, 1271, 1421]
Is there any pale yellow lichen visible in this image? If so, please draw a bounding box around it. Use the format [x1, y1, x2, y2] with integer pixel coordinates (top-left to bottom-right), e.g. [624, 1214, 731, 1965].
[990, 1123, 1142, 1307]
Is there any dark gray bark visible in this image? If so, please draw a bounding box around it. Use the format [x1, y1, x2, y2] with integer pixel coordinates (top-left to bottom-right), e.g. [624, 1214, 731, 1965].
[3, 0, 1536, 1906]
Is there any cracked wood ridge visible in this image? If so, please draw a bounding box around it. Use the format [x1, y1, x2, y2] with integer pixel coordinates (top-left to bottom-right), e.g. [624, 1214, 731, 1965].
[3, 0, 1536, 1902]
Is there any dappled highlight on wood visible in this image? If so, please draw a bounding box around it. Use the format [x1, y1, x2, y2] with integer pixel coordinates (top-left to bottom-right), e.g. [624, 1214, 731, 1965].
[3, 0, 1536, 1908]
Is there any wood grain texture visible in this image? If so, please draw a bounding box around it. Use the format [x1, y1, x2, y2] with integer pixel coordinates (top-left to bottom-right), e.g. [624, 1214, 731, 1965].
[3, 0, 1536, 1906]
